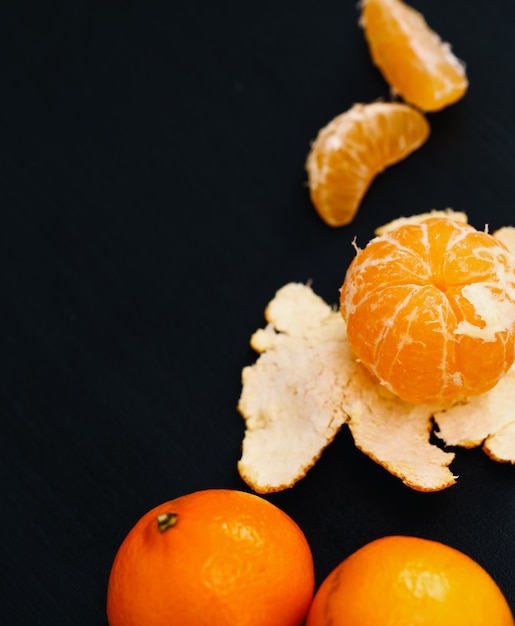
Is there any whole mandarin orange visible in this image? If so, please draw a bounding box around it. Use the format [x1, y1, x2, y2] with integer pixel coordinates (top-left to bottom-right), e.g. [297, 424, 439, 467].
[106, 488, 314, 626]
[306, 535, 514, 626]
[340, 217, 515, 404]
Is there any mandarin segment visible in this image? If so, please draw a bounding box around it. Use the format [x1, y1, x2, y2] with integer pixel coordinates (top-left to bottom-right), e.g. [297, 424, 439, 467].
[340, 217, 515, 404]
[360, 0, 468, 111]
[305, 102, 429, 227]
[371, 285, 459, 403]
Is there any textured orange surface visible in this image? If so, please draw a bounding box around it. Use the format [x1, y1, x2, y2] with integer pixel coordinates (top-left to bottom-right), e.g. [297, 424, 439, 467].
[106, 489, 314, 626]
[307, 535, 514, 626]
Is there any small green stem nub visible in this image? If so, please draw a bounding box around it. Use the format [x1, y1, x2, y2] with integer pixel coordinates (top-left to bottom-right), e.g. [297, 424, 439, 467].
[157, 512, 179, 532]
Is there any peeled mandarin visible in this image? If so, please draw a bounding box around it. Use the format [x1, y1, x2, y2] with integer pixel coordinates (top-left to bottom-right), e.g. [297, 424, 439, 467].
[340, 217, 515, 404]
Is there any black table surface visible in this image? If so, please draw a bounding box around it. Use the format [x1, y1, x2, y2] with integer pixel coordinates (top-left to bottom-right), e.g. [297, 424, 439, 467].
[3, 1, 515, 623]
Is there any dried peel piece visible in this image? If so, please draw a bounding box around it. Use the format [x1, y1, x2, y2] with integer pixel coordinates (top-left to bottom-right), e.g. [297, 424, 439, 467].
[484, 422, 515, 463]
[238, 282, 456, 493]
[343, 367, 456, 492]
[238, 284, 351, 493]
[434, 368, 515, 451]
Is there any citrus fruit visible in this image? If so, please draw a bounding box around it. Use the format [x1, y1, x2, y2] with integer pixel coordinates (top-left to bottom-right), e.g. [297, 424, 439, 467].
[306, 535, 514, 626]
[340, 216, 515, 405]
[106, 488, 315, 626]
[360, 0, 468, 111]
[305, 102, 429, 227]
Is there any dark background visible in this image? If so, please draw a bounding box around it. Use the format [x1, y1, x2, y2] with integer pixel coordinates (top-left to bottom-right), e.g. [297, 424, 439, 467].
[2, 1, 515, 623]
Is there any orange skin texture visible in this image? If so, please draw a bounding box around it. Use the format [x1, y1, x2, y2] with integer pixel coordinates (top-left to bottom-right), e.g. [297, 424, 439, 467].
[340, 218, 515, 404]
[306, 536, 515, 626]
[106, 489, 314, 626]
